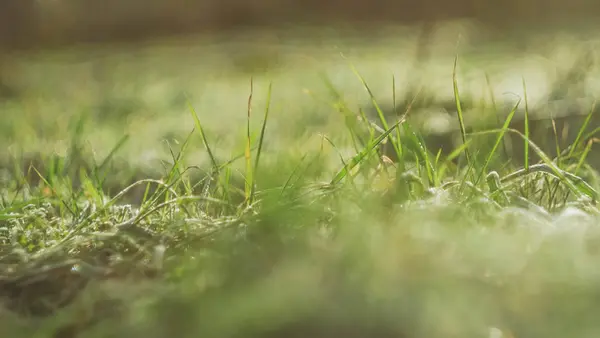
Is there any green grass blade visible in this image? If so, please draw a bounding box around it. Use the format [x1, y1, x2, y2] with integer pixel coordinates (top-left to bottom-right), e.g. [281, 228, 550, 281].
[452, 54, 471, 166]
[522, 78, 530, 170]
[574, 139, 594, 175]
[392, 75, 403, 161]
[187, 97, 220, 172]
[345, 57, 403, 160]
[245, 77, 254, 204]
[474, 99, 521, 186]
[569, 100, 596, 158]
[324, 135, 357, 187]
[330, 118, 405, 185]
[250, 82, 273, 204]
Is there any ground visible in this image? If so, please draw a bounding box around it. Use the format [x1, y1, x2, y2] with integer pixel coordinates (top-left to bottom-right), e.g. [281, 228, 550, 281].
[1, 22, 600, 338]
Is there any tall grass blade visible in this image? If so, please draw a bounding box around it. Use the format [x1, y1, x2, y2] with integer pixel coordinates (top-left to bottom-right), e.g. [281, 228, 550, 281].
[522, 78, 530, 170]
[474, 99, 521, 186]
[187, 98, 220, 171]
[486, 72, 510, 160]
[452, 55, 471, 166]
[344, 57, 403, 159]
[392, 75, 403, 160]
[574, 139, 594, 175]
[569, 100, 596, 158]
[245, 77, 254, 204]
[250, 82, 273, 204]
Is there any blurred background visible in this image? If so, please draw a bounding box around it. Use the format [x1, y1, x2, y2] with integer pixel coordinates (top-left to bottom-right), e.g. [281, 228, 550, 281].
[2, 0, 600, 191]
[1, 0, 600, 50]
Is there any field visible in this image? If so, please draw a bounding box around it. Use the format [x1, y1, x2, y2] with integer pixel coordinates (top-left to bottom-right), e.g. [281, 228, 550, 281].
[2, 22, 600, 338]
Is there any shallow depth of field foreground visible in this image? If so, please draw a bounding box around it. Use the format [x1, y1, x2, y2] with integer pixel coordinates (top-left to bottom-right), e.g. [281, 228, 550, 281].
[3, 22, 600, 338]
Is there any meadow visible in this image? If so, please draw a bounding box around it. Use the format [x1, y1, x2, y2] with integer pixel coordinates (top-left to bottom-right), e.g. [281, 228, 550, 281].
[2, 22, 600, 337]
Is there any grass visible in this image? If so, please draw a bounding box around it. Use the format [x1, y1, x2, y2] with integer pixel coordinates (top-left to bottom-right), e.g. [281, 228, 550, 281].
[2, 24, 600, 338]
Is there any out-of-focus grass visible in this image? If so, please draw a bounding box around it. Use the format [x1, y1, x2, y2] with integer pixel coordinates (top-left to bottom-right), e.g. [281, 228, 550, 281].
[1, 22, 600, 338]
[3, 22, 595, 166]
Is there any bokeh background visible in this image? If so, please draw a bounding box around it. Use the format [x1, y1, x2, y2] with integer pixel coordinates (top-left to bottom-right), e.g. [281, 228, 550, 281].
[2, 0, 600, 196]
[2, 0, 600, 50]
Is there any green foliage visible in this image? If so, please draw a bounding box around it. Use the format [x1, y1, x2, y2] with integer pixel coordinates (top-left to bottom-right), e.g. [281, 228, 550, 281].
[2, 32, 600, 338]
